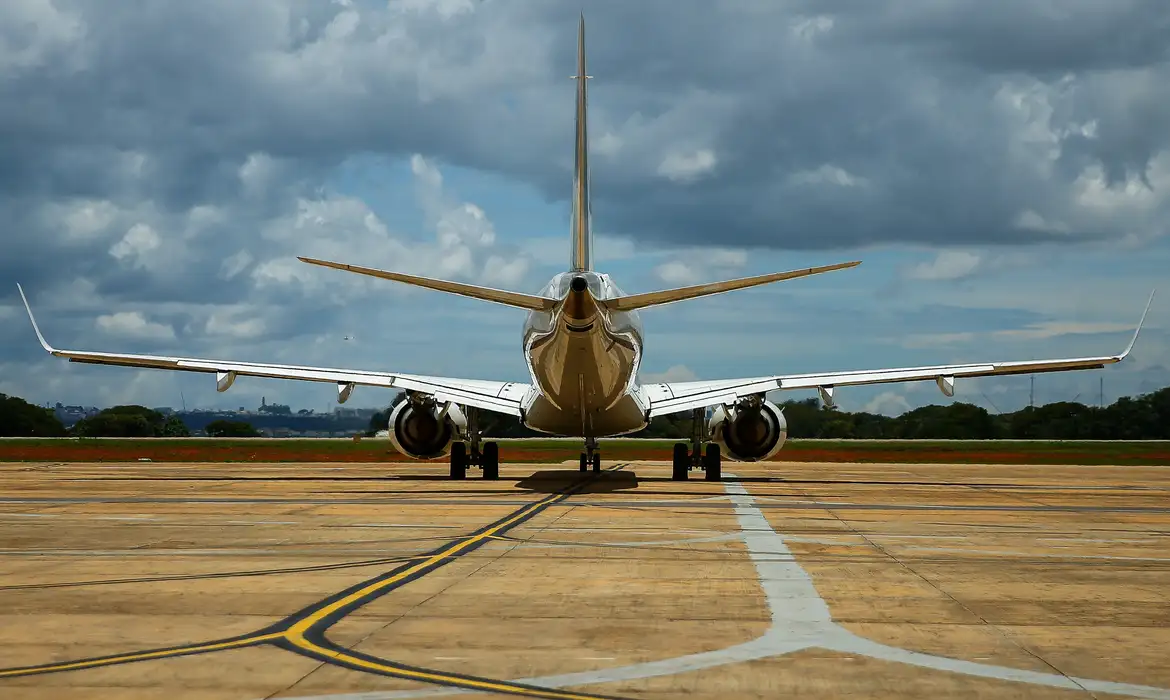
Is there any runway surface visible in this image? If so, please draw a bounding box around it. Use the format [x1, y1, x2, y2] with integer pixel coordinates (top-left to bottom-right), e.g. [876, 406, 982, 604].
[1, 459, 1168, 699]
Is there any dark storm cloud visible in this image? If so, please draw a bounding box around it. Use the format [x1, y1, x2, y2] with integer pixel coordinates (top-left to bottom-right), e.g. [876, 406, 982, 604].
[2, 0, 1168, 316]
[808, 0, 1170, 76]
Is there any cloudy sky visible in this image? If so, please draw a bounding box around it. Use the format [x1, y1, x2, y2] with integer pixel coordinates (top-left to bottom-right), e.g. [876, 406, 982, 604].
[2, 0, 1168, 420]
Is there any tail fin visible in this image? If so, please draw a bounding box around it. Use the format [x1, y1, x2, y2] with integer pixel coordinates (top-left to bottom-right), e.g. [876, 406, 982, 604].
[603, 261, 862, 312]
[569, 14, 592, 272]
[298, 257, 558, 311]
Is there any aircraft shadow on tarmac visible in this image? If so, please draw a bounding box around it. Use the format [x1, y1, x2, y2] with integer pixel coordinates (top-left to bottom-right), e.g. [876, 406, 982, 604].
[514, 469, 639, 494]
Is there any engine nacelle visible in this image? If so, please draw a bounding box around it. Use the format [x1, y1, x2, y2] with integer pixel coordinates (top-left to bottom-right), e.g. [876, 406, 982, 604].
[708, 398, 787, 462]
[386, 397, 466, 460]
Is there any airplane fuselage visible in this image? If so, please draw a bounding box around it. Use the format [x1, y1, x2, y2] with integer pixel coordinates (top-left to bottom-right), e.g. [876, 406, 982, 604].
[521, 271, 649, 437]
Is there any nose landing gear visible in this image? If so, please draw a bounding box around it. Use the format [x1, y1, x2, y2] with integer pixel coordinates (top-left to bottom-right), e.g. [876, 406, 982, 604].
[579, 437, 601, 472]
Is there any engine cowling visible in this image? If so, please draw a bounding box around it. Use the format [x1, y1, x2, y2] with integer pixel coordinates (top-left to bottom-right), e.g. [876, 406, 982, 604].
[708, 398, 787, 462]
[386, 398, 464, 460]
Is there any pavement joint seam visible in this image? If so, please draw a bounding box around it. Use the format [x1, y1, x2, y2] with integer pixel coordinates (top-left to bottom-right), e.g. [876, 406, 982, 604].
[301, 473, 1170, 700]
[0, 464, 635, 700]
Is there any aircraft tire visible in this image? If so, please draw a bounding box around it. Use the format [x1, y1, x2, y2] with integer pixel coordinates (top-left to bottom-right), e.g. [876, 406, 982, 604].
[703, 443, 721, 481]
[671, 443, 689, 481]
[481, 441, 499, 480]
[450, 442, 467, 480]
[579, 453, 588, 472]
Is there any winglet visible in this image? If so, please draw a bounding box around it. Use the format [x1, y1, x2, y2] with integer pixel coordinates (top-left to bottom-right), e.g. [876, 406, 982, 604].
[15, 283, 57, 354]
[1119, 289, 1156, 359]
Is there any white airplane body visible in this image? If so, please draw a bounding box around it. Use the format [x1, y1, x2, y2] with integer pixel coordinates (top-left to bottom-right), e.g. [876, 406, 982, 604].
[17, 17, 1154, 481]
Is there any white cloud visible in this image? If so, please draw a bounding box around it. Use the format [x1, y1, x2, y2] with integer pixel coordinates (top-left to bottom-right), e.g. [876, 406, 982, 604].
[0, 0, 85, 73]
[658, 149, 717, 183]
[707, 248, 748, 268]
[904, 250, 983, 281]
[994, 78, 1063, 176]
[1013, 209, 1071, 234]
[652, 246, 749, 285]
[49, 199, 118, 240]
[220, 250, 254, 280]
[899, 332, 979, 349]
[642, 364, 699, 384]
[788, 164, 866, 188]
[252, 154, 530, 299]
[206, 309, 266, 339]
[395, 0, 476, 20]
[653, 260, 698, 285]
[1073, 153, 1170, 217]
[791, 15, 834, 40]
[238, 153, 280, 196]
[109, 223, 162, 267]
[252, 256, 318, 287]
[863, 391, 912, 416]
[992, 320, 1138, 341]
[95, 311, 175, 341]
[481, 254, 528, 288]
[594, 132, 623, 158]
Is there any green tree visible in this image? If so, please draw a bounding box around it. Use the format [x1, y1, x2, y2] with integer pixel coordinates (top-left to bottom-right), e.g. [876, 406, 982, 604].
[894, 403, 999, 439]
[779, 398, 832, 438]
[71, 405, 189, 437]
[159, 416, 190, 437]
[205, 420, 262, 437]
[0, 394, 67, 437]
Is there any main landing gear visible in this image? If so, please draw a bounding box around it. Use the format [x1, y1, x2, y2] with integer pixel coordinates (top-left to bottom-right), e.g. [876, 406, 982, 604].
[671, 407, 721, 482]
[448, 407, 500, 480]
[579, 437, 601, 472]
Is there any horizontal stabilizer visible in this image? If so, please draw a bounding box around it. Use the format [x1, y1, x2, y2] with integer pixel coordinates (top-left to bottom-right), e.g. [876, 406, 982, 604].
[298, 257, 558, 311]
[603, 260, 861, 312]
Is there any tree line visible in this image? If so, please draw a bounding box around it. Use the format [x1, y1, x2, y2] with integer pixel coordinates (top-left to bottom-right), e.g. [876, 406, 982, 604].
[366, 386, 1170, 441]
[0, 398, 261, 438]
[4, 386, 1168, 440]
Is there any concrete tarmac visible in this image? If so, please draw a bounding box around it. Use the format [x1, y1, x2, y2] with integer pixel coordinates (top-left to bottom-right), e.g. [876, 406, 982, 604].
[0, 459, 1168, 699]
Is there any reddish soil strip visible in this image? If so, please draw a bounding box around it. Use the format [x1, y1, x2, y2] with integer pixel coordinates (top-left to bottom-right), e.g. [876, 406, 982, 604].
[2, 443, 1168, 465]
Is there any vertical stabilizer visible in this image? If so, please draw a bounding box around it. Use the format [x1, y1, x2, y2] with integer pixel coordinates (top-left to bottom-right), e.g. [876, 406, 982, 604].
[569, 14, 592, 272]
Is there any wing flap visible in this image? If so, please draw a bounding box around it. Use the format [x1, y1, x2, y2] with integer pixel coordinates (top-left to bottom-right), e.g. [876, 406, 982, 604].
[16, 284, 527, 417]
[646, 291, 1155, 417]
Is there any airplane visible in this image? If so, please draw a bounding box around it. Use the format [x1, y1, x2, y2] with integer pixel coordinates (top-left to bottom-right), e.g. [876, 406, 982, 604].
[16, 16, 1155, 482]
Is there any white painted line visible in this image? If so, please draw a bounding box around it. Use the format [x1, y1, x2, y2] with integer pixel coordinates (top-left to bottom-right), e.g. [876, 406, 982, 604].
[264, 475, 1170, 700]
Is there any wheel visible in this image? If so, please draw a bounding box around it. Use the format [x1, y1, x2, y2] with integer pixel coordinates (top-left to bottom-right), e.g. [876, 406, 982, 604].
[481, 441, 499, 480]
[579, 452, 587, 472]
[449, 442, 467, 480]
[703, 443, 721, 481]
[671, 443, 689, 481]
[592, 451, 601, 472]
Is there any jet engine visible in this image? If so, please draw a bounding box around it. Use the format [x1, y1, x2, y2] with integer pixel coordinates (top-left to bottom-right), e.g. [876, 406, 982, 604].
[386, 396, 466, 460]
[707, 397, 787, 462]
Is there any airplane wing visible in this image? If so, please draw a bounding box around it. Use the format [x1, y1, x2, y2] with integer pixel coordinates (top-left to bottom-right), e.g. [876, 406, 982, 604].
[643, 291, 1156, 417]
[16, 285, 529, 416]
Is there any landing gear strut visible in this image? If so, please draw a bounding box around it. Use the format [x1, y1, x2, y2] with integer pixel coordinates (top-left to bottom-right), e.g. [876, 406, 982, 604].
[671, 407, 720, 481]
[448, 406, 499, 480]
[579, 437, 601, 473]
